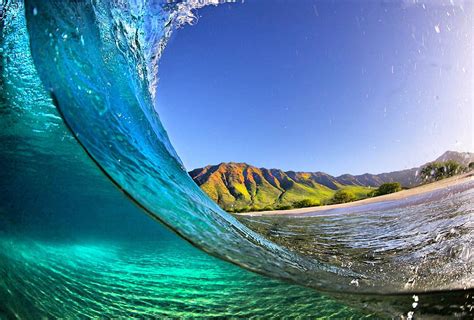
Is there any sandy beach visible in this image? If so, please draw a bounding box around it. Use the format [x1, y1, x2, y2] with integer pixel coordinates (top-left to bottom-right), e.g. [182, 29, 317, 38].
[235, 172, 474, 217]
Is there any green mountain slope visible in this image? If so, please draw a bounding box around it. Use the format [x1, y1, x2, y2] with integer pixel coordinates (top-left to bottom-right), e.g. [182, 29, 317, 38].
[189, 163, 370, 211]
[189, 151, 474, 212]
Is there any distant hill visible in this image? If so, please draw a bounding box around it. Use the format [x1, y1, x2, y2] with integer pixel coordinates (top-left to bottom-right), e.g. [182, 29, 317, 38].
[189, 151, 474, 212]
[189, 162, 370, 211]
[434, 151, 474, 166]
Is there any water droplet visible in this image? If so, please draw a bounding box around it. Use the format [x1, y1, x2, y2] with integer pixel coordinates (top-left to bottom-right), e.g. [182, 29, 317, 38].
[434, 25, 441, 33]
[33, 7, 38, 16]
[350, 279, 359, 287]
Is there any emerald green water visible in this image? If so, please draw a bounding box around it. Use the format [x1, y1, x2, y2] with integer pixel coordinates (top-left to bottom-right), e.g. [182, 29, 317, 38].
[0, 125, 373, 317]
[0, 238, 374, 318]
[0, 10, 373, 311]
[1, 1, 472, 318]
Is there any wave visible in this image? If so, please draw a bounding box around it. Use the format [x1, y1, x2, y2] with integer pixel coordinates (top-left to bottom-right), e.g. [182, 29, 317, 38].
[22, 0, 363, 294]
[1, 0, 472, 313]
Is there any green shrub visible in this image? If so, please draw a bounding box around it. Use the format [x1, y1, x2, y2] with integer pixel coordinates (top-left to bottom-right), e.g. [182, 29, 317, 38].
[230, 206, 251, 213]
[276, 204, 293, 210]
[367, 190, 377, 198]
[330, 190, 356, 204]
[375, 182, 402, 196]
[293, 199, 319, 208]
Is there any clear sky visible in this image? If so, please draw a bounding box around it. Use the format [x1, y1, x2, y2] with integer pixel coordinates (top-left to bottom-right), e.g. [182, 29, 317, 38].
[156, 0, 473, 175]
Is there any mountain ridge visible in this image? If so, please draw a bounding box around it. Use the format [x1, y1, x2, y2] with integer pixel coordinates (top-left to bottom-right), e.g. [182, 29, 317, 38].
[189, 151, 474, 211]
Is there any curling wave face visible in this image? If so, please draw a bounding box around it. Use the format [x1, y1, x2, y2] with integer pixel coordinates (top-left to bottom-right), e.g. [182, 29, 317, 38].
[21, 0, 474, 294]
[23, 0, 365, 294]
[0, 0, 472, 313]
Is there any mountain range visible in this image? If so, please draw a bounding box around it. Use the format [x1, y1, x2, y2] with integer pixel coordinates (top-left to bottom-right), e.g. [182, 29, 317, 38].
[189, 151, 474, 212]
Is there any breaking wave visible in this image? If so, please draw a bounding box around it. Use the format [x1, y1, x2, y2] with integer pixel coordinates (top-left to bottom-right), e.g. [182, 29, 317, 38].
[1, 0, 473, 317]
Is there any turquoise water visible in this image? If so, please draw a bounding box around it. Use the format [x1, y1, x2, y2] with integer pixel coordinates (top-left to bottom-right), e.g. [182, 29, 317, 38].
[0, 2, 372, 317]
[1, 0, 472, 318]
[0, 239, 374, 318]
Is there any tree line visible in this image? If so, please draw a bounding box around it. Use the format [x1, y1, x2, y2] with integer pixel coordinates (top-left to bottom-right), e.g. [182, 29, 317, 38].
[419, 160, 473, 183]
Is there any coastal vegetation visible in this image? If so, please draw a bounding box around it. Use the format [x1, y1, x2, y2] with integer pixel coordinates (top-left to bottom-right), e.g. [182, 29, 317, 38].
[367, 182, 402, 197]
[420, 160, 469, 183]
[189, 152, 473, 213]
[329, 190, 356, 204]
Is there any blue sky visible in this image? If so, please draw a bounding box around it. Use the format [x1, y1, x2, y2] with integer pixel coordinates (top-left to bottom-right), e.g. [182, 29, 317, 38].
[156, 0, 473, 175]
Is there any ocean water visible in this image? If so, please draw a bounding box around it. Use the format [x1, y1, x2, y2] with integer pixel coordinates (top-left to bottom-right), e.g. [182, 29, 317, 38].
[238, 181, 474, 293]
[0, 0, 472, 318]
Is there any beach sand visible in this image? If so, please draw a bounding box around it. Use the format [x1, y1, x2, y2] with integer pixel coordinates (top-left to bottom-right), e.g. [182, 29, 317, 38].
[235, 172, 474, 217]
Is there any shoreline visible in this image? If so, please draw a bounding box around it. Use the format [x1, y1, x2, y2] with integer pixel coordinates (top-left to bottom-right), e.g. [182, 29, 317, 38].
[234, 172, 474, 217]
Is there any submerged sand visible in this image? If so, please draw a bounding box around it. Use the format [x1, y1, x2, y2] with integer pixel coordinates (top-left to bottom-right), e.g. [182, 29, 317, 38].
[235, 172, 474, 217]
